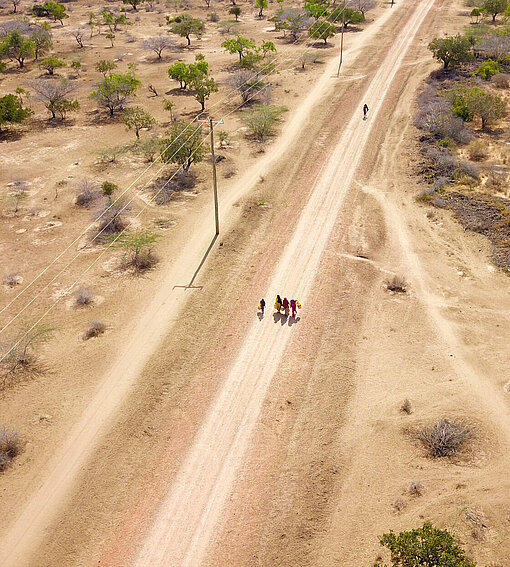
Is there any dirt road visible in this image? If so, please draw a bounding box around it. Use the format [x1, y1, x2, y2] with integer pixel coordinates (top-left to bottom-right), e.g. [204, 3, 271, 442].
[0, 5, 406, 567]
[132, 1, 438, 565]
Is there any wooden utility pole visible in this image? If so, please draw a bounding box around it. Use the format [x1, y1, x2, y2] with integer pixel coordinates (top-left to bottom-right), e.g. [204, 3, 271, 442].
[337, 0, 346, 77]
[198, 116, 224, 235]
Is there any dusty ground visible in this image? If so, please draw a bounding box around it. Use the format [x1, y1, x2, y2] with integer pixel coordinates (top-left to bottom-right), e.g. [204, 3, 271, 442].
[2, 0, 510, 566]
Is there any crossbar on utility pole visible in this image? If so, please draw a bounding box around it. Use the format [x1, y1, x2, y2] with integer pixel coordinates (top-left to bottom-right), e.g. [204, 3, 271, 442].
[198, 116, 224, 236]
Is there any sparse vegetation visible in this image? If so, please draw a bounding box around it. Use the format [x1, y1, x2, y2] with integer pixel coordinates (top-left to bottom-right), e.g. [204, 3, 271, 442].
[242, 104, 287, 140]
[408, 481, 423, 496]
[83, 320, 107, 339]
[111, 228, 160, 272]
[418, 419, 470, 458]
[386, 275, 407, 293]
[400, 398, 413, 414]
[160, 121, 205, 170]
[74, 286, 95, 306]
[0, 429, 23, 472]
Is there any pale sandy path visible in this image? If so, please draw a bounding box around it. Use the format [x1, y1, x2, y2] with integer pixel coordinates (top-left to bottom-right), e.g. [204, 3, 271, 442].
[133, 1, 437, 565]
[0, 6, 403, 567]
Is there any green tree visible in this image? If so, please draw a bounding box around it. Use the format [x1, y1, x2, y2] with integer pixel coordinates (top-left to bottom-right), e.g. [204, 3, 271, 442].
[255, 0, 268, 17]
[163, 99, 175, 120]
[122, 0, 145, 10]
[167, 13, 205, 46]
[168, 60, 190, 89]
[428, 34, 474, 69]
[34, 1, 68, 25]
[89, 70, 141, 116]
[95, 59, 117, 77]
[308, 20, 336, 43]
[111, 229, 160, 271]
[30, 24, 52, 60]
[0, 30, 36, 68]
[190, 75, 218, 111]
[242, 104, 287, 140]
[0, 94, 32, 133]
[71, 60, 82, 76]
[466, 87, 506, 129]
[121, 106, 155, 137]
[101, 180, 118, 202]
[222, 36, 256, 60]
[105, 33, 116, 47]
[160, 121, 204, 171]
[329, 7, 365, 27]
[304, 1, 329, 20]
[38, 55, 66, 75]
[229, 6, 241, 20]
[375, 523, 476, 567]
[470, 7, 482, 23]
[482, 0, 507, 22]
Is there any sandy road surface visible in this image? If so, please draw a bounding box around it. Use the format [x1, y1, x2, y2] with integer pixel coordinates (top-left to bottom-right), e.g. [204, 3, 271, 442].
[0, 6, 403, 567]
[132, 1, 437, 565]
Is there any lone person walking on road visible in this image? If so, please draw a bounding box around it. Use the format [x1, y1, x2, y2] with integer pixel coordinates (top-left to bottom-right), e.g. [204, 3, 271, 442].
[259, 298, 266, 315]
[363, 104, 369, 120]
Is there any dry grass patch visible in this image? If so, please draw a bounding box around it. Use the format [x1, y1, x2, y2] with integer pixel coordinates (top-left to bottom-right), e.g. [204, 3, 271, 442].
[83, 320, 107, 340]
[386, 275, 407, 293]
[0, 429, 23, 472]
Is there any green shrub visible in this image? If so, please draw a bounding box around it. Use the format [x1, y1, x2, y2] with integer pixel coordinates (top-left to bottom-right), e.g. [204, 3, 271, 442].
[474, 58, 500, 80]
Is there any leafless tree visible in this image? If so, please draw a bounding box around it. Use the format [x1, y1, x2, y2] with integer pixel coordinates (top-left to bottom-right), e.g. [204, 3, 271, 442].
[71, 28, 85, 48]
[347, 0, 376, 15]
[29, 78, 78, 120]
[227, 70, 266, 104]
[141, 36, 174, 59]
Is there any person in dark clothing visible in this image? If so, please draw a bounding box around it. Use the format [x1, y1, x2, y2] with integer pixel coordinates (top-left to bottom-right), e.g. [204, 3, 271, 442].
[363, 103, 369, 119]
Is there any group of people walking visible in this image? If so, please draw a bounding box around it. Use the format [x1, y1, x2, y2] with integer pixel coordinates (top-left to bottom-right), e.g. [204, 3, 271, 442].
[258, 296, 301, 318]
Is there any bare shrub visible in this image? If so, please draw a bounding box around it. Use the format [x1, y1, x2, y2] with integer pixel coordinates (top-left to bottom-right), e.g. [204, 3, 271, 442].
[0, 429, 23, 472]
[419, 419, 470, 458]
[3, 273, 21, 287]
[468, 140, 488, 162]
[75, 179, 99, 207]
[409, 481, 424, 496]
[400, 398, 413, 414]
[491, 73, 510, 89]
[393, 498, 406, 512]
[415, 99, 472, 144]
[424, 146, 458, 178]
[152, 171, 197, 205]
[83, 320, 107, 340]
[455, 160, 479, 181]
[74, 286, 94, 306]
[208, 11, 219, 21]
[130, 252, 159, 272]
[223, 166, 237, 178]
[94, 204, 127, 241]
[386, 275, 407, 293]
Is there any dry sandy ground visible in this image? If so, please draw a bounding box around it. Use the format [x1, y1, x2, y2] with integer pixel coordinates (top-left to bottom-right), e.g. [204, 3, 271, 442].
[2, 0, 510, 566]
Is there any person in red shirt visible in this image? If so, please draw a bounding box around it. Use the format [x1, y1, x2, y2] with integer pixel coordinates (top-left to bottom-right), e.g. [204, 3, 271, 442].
[282, 297, 289, 317]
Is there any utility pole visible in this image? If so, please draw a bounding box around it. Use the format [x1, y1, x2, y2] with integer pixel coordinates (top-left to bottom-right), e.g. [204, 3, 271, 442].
[198, 116, 224, 236]
[336, 0, 346, 77]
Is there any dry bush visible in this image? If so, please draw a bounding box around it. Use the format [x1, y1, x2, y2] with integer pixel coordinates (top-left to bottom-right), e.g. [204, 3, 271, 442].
[419, 419, 470, 458]
[491, 73, 510, 88]
[400, 398, 414, 414]
[152, 171, 197, 205]
[75, 179, 99, 207]
[128, 252, 159, 272]
[415, 97, 472, 144]
[223, 166, 237, 179]
[83, 320, 107, 340]
[409, 481, 424, 496]
[468, 140, 488, 162]
[3, 273, 21, 287]
[94, 204, 127, 241]
[0, 429, 23, 472]
[386, 275, 407, 293]
[74, 286, 94, 306]
[393, 498, 406, 512]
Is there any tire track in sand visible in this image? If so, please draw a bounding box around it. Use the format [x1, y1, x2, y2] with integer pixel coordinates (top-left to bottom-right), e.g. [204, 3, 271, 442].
[133, 1, 437, 565]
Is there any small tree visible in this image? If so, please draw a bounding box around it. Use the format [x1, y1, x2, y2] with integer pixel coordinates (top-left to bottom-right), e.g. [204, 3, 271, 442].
[142, 36, 174, 59]
[121, 106, 155, 137]
[304, 1, 329, 20]
[10, 0, 21, 13]
[30, 24, 52, 59]
[227, 69, 265, 103]
[122, 0, 145, 10]
[95, 59, 117, 77]
[38, 55, 66, 75]
[163, 99, 175, 120]
[375, 523, 475, 567]
[222, 36, 256, 60]
[255, 0, 268, 17]
[101, 180, 117, 202]
[482, 0, 507, 22]
[30, 78, 78, 119]
[89, 69, 141, 116]
[8, 178, 29, 212]
[111, 229, 160, 272]
[242, 104, 287, 140]
[160, 121, 204, 171]
[190, 75, 218, 111]
[347, 0, 376, 16]
[308, 20, 336, 43]
[474, 58, 500, 80]
[0, 29, 35, 68]
[470, 7, 482, 23]
[71, 60, 82, 76]
[105, 33, 115, 47]
[428, 34, 474, 70]
[72, 29, 85, 48]
[467, 87, 506, 129]
[167, 13, 205, 46]
[0, 94, 32, 133]
[168, 61, 190, 89]
[33, 1, 68, 25]
[229, 6, 241, 20]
